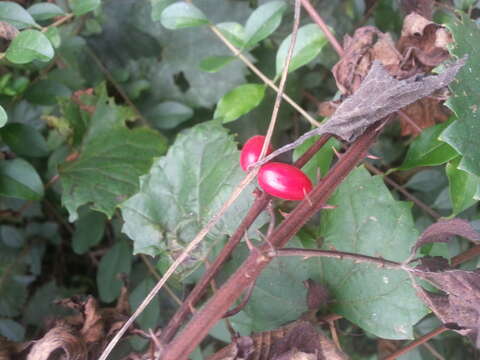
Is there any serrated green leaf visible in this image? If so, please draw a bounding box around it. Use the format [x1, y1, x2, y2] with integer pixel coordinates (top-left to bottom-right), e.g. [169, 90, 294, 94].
[440, 16, 480, 177]
[72, 207, 106, 254]
[199, 55, 235, 73]
[0, 106, 7, 128]
[121, 122, 266, 272]
[97, 240, 132, 303]
[68, 0, 100, 16]
[276, 23, 329, 76]
[0, 158, 44, 201]
[293, 135, 340, 182]
[214, 83, 266, 123]
[0, 123, 49, 157]
[244, 0, 286, 47]
[25, 79, 70, 105]
[216, 22, 245, 48]
[160, 2, 208, 30]
[446, 156, 480, 216]
[5, 29, 54, 64]
[317, 167, 427, 339]
[0, 1, 38, 29]
[59, 89, 167, 221]
[399, 120, 458, 171]
[27, 3, 65, 21]
[0, 318, 24, 341]
[147, 101, 193, 130]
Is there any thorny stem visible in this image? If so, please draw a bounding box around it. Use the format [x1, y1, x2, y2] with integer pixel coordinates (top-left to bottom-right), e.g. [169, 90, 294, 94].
[161, 122, 385, 360]
[158, 135, 330, 344]
[300, 0, 344, 57]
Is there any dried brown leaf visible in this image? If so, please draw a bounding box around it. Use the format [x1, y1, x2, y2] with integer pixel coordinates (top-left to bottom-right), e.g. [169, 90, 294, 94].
[26, 322, 87, 360]
[411, 218, 480, 256]
[401, 0, 434, 19]
[0, 21, 18, 41]
[81, 296, 105, 344]
[398, 97, 450, 136]
[413, 268, 480, 346]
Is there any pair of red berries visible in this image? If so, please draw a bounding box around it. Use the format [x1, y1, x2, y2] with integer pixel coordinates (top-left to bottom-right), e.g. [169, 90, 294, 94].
[240, 135, 313, 201]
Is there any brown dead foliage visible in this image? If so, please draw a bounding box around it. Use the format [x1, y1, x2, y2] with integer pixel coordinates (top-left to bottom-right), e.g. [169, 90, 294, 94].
[329, 1, 453, 136]
[207, 321, 349, 360]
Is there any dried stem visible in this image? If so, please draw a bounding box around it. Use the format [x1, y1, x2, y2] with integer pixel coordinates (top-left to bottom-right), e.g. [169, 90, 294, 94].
[161, 121, 385, 360]
[300, 0, 344, 57]
[382, 326, 448, 360]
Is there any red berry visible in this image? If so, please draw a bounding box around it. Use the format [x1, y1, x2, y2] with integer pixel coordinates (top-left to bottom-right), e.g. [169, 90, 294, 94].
[240, 135, 274, 172]
[258, 162, 313, 201]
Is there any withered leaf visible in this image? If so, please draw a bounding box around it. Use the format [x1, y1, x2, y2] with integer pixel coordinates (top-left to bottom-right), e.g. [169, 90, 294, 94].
[26, 322, 87, 360]
[0, 21, 18, 41]
[412, 267, 480, 347]
[411, 218, 480, 256]
[398, 97, 450, 136]
[256, 58, 464, 166]
[401, 0, 434, 19]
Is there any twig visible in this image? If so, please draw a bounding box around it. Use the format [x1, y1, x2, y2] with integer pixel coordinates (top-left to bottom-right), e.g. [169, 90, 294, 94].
[364, 163, 441, 220]
[396, 109, 423, 135]
[139, 254, 182, 307]
[451, 244, 480, 267]
[41, 13, 74, 31]
[209, 25, 321, 128]
[99, 3, 304, 358]
[300, 0, 344, 57]
[382, 326, 448, 360]
[222, 280, 256, 318]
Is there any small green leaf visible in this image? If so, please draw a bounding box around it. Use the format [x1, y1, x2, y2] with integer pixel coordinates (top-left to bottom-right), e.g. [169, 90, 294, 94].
[276, 23, 329, 75]
[160, 2, 209, 29]
[147, 101, 193, 130]
[68, 0, 100, 16]
[398, 121, 458, 171]
[293, 135, 340, 182]
[244, 0, 287, 47]
[129, 278, 160, 334]
[27, 3, 65, 21]
[25, 79, 71, 105]
[150, 0, 175, 21]
[0, 318, 25, 341]
[0, 123, 49, 157]
[440, 15, 480, 177]
[214, 83, 266, 123]
[97, 240, 132, 303]
[446, 157, 480, 216]
[44, 26, 61, 48]
[0, 225, 24, 248]
[72, 207, 106, 254]
[0, 106, 7, 128]
[216, 22, 245, 48]
[0, 158, 44, 201]
[0, 1, 38, 29]
[199, 55, 235, 73]
[5, 29, 54, 64]
[317, 167, 428, 339]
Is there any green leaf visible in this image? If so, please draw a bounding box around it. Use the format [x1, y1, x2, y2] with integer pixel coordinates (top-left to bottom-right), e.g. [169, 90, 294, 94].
[147, 101, 193, 130]
[293, 135, 340, 182]
[0, 106, 7, 128]
[59, 88, 168, 221]
[440, 15, 480, 177]
[121, 122, 267, 271]
[160, 2, 209, 30]
[24, 281, 61, 326]
[216, 22, 245, 48]
[97, 240, 132, 303]
[0, 123, 49, 158]
[199, 55, 235, 73]
[68, 0, 100, 16]
[244, 0, 287, 47]
[0, 1, 38, 29]
[276, 23, 329, 76]
[399, 121, 458, 171]
[72, 207, 106, 254]
[214, 83, 266, 123]
[129, 278, 160, 334]
[1, 225, 24, 248]
[446, 157, 480, 216]
[0, 158, 44, 201]
[0, 318, 25, 341]
[44, 26, 61, 48]
[5, 29, 54, 64]
[150, 0, 175, 21]
[317, 167, 427, 339]
[27, 3, 65, 21]
[25, 79, 71, 105]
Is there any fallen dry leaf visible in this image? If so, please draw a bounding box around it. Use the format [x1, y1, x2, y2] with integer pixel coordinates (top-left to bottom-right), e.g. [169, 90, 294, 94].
[0, 21, 19, 41]
[400, 0, 434, 19]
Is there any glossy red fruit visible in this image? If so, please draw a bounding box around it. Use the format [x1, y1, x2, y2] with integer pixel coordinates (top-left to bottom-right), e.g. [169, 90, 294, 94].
[240, 135, 274, 172]
[258, 162, 313, 201]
